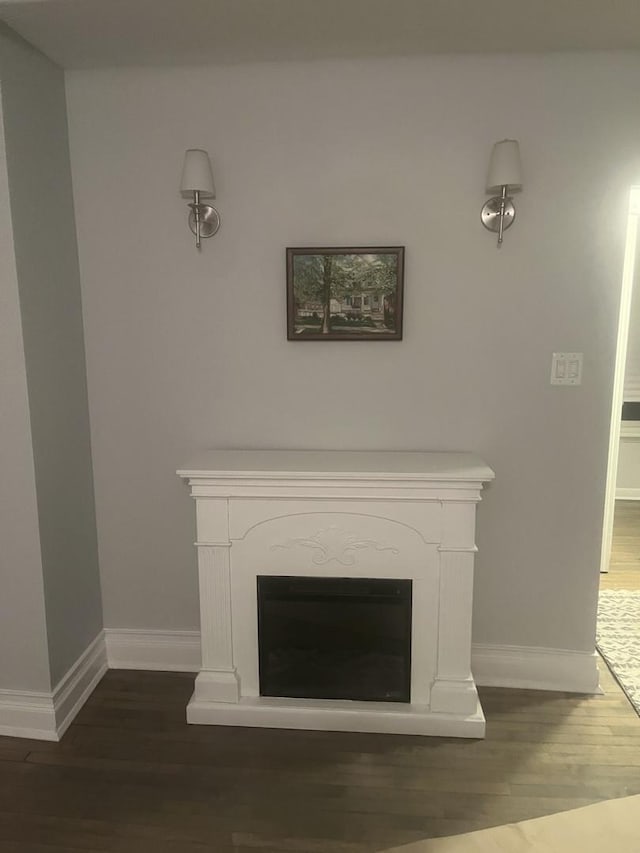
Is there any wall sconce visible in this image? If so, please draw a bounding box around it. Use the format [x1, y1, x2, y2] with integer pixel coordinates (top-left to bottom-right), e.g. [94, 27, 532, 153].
[481, 139, 523, 247]
[180, 149, 221, 249]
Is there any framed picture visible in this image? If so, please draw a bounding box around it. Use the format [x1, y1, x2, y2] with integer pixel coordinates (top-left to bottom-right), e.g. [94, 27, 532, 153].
[286, 246, 404, 341]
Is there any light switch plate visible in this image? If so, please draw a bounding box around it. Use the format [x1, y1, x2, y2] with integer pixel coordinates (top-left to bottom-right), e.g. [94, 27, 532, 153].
[551, 352, 583, 385]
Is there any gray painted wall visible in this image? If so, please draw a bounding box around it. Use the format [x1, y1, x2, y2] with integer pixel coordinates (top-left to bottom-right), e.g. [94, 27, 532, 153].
[66, 53, 640, 655]
[0, 90, 50, 693]
[0, 23, 102, 688]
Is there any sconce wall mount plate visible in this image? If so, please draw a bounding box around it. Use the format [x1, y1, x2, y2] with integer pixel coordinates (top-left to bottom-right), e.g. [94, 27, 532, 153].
[188, 202, 220, 239]
[481, 195, 516, 234]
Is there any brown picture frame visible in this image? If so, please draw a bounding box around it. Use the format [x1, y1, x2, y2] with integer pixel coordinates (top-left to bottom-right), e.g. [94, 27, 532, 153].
[286, 246, 405, 341]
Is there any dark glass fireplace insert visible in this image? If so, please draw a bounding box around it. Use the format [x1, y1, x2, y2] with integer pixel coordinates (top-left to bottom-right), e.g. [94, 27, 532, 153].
[257, 576, 412, 703]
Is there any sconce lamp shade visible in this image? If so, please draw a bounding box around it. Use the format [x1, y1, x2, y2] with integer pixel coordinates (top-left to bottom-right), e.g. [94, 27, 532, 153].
[486, 139, 522, 192]
[180, 148, 215, 197]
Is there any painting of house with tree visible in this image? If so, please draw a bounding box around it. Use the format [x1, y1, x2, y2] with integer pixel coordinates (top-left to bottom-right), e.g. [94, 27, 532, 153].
[287, 247, 404, 340]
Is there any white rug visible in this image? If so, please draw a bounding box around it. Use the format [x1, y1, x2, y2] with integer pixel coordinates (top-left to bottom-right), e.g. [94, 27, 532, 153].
[382, 795, 640, 853]
[596, 589, 640, 716]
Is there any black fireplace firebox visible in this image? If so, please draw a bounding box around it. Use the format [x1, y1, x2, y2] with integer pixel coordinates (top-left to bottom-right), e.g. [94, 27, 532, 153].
[257, 576, 412, 703]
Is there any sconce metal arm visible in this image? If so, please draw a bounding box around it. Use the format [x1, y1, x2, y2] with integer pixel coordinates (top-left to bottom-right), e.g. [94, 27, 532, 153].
[481, 185, 516, 248]
[187, 191, 221, 249]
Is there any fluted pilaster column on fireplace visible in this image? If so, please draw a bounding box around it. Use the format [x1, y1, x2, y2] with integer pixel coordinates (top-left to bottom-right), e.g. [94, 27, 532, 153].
[430, 499, 480, 715]
[192, 498, 240, 704]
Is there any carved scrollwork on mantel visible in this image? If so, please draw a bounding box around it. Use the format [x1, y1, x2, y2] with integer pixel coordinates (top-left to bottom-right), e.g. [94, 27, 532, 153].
[270, 525, 399, 566]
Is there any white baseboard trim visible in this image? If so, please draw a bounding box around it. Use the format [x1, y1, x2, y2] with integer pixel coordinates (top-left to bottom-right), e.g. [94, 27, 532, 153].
[472, 644, 601, 694]
[619, 422, 640, 440]
[103, 630, 600, 695]
[0, 688, 57, 740]
[623, 376, 640, 401]
[53, 632, 108, 739]
[1, 631, 602, 741]
[0, 631, 107, 741]
[104, 629, 201, 672]
[615, 488, 640, 500]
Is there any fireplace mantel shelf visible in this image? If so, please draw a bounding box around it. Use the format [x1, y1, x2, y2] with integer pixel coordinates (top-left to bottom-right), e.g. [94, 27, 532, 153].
[178, 449, 494, 738]
[178, 449, 494, 483]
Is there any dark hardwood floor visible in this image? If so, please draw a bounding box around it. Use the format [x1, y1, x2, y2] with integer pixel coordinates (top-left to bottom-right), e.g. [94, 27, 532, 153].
[2, 508, 639, 851]
[1, 661, 640, 853]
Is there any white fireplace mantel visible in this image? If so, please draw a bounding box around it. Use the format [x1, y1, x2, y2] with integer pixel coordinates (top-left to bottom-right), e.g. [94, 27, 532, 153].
[177, 450, 494, 738]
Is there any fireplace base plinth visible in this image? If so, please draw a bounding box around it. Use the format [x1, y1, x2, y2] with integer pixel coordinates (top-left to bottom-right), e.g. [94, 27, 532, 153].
[430, 676, 480, 715]
[192, 670, 240, 704]
[186, 693, 486, 738]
